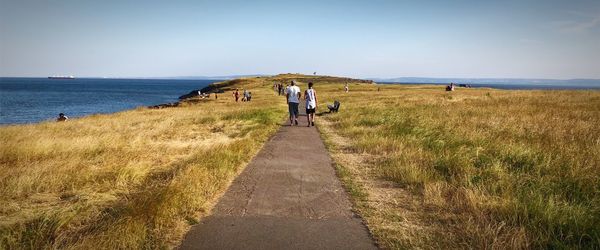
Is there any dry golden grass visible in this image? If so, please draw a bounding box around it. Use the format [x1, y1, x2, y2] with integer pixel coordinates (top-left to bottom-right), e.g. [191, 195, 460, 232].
[0, 77, 286, 249]
[312, 81, 600, 249]
[3, 74, 599, 249]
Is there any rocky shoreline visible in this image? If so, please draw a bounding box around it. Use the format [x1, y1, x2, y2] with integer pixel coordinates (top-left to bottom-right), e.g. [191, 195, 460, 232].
[147, 80, 229, 109]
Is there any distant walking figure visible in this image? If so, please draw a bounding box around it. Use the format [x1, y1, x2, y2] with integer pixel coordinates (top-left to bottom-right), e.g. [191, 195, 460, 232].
[242, 89, 249, 102]
[57, 113, 68, 122]
[305, 82, 318, 127]
[344, 83, 349, 93]
[286, 81, 301, 126]
[233, 89, 240, 102]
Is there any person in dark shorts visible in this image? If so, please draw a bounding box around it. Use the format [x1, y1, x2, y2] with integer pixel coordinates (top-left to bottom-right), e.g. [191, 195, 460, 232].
[304, 82, 318, 126]
[286, 81, 301, 126]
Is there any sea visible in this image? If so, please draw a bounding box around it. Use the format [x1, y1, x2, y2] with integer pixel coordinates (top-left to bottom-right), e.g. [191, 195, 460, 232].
[2, 77, 599, 125]
[0, 78, 220, 125]
[381, 82, 600, 90]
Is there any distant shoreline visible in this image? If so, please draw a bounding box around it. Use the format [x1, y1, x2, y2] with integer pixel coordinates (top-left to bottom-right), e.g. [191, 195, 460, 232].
[378, 81, 600, 90]
[0, 78, 221, 125]
[2, 76, 599, 126]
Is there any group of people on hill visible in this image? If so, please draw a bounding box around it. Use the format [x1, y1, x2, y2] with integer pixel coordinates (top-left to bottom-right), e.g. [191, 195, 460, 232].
[274, 83, 286, 96]
[231, 80, 319, 127]
[446, 82, 472, 91]
[53, 79, 329, 125]
[232, 88, 252, 102]
[284, 80, 318, 127]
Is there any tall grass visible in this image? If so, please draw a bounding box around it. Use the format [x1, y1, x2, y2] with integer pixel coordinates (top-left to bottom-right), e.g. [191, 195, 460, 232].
[0, 78, 286, 249]
[3, 74, 598, 249]
[315, 83, 600, 249]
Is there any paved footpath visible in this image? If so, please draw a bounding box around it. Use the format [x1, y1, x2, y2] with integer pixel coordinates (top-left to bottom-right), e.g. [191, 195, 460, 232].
[179, 102, 377, 250]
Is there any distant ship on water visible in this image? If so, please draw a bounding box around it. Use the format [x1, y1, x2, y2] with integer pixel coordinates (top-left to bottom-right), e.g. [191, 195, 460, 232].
[48, 75, 75, 79]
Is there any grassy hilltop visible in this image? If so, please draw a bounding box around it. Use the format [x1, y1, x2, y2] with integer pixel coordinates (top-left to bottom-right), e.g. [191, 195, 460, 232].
[1, 74, 599, 249]
[0, 77, 286, 249]
[308, 79, 600, 249]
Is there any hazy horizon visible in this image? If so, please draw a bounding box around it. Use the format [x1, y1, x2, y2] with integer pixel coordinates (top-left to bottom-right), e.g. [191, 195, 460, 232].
[2, 75, 600, 81]
[1, 0, 599, 79]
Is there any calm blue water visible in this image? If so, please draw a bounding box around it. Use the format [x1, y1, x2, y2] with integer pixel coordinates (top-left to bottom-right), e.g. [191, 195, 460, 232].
[467, 83, 600, 90]
[0, 78, 220, 125]
[382, 82, 600, 90]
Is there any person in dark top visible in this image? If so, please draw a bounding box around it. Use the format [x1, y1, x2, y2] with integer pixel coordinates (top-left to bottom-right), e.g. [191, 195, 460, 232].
[57, 113, 68, 122]
[278, 83, 283, 96]
[233, 89, 240, 102]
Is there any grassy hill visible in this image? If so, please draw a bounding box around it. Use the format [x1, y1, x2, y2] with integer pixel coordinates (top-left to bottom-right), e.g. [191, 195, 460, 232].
[308, 80, 600, 249]
[0, 77, 285, 249]
[0, 74, 370, 249]
[1, 74, 598, 249]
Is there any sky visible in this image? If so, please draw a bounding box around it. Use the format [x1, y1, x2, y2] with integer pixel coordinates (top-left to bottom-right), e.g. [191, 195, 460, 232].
[1, 0, 599, 79]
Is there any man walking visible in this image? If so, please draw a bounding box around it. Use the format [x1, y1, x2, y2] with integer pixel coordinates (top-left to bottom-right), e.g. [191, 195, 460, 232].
[278, 83, 283, 96]
[233, 89, 240, 102]
[286, 80, 301, 126]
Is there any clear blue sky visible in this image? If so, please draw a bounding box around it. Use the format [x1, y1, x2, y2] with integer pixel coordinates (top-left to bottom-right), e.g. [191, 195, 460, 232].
[1, 0, 599, 79]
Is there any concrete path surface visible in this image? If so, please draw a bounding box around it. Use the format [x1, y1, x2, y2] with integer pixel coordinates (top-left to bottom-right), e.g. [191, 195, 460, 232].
[179, 103, 377, 250]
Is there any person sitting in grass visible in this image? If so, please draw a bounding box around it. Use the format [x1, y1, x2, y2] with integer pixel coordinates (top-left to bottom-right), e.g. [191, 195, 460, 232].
[57, 113, 68, 122]
[286, 81, 301, 126]
[304, 82, 318, 127]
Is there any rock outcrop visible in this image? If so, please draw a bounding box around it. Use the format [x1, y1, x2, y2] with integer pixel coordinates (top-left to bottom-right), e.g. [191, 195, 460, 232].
[148, 102, 179, 109]
[179, 90, 202, 100]
[199, 79, 242, 94]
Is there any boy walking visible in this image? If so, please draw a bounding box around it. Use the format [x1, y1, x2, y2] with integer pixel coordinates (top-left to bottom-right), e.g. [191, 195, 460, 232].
[304, 82, 317, 126]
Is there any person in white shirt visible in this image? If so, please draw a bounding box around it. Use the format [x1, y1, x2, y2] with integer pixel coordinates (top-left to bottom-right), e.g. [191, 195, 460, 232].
[304, 82, 318, 127]
[286, 81, 301, 126]
[243, 89, 249, 102]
